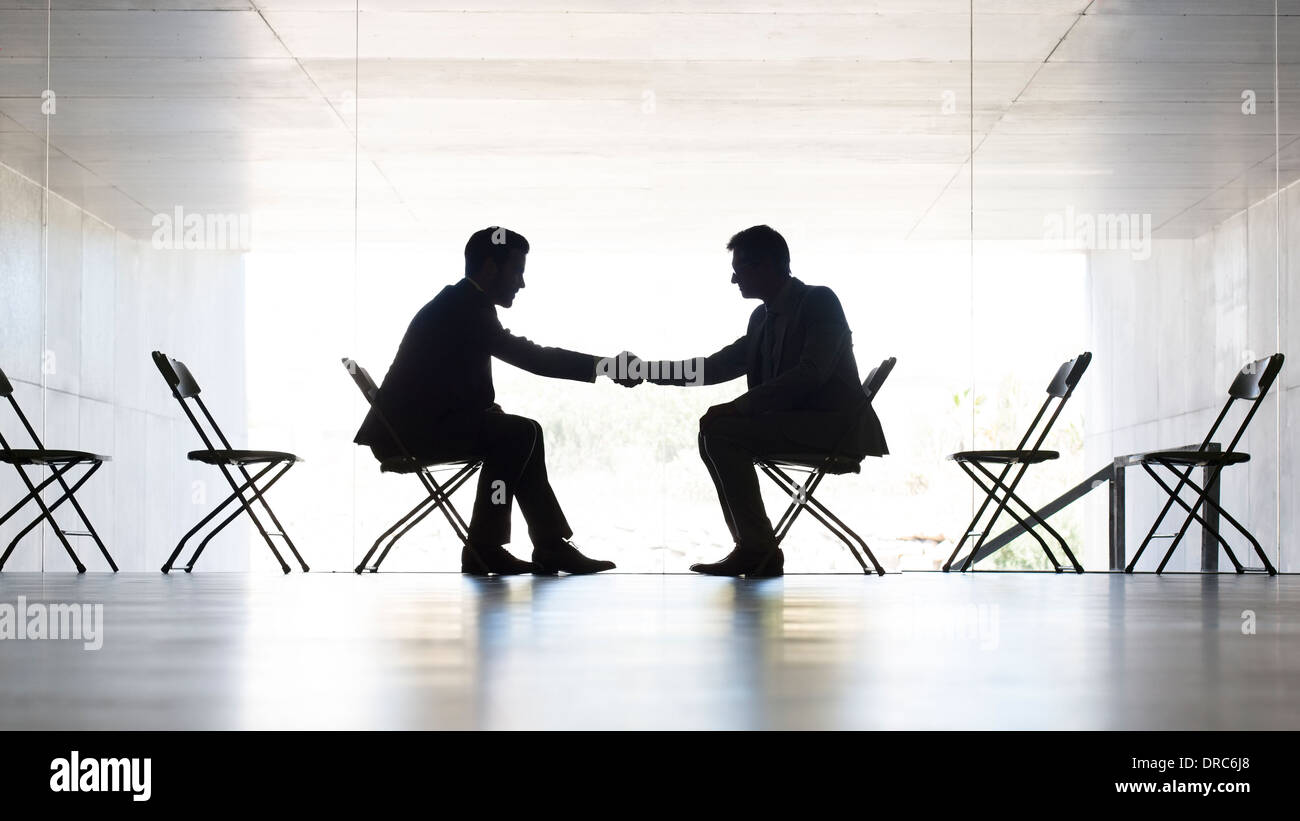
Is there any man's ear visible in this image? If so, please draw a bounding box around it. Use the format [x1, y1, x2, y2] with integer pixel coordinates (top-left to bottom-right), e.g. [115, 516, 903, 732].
[475, 257, 498, 286]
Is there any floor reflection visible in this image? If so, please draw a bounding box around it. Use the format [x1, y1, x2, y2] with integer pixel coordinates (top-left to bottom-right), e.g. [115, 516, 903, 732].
[0, 572, 1295, 730]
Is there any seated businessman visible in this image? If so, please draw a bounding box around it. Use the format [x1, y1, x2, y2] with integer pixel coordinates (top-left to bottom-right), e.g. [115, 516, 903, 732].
[354, 226, 629, 575]
[634, 225, 887, 577]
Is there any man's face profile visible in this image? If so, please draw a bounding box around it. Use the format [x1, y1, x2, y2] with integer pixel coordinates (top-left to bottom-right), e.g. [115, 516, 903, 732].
[482, 248, 527, 308]
[730, 251, 768, 299]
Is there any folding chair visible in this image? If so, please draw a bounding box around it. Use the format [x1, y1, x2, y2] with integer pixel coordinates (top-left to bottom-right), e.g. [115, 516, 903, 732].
[152, 351, 309, 574]
[343, 358, 483, 574]
[754, 356, 897, 577]
[0, 366, 116, 573]
[943, 352, 1091, 573]
[1125, 353, 1283, 576]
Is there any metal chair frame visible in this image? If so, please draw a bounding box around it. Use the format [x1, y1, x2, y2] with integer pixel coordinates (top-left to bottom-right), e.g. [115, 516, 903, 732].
[754, 356, 897, 577]
[343, 358, 483, 574]
[0, 366, 116, 573]
[1125, 353, 1284, 576]
[153, 351, 308, 574]
[943, 353, 1092, 573]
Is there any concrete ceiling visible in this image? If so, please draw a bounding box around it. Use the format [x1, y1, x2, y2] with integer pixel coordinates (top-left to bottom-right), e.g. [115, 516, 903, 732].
[1, 0, 1298, 250]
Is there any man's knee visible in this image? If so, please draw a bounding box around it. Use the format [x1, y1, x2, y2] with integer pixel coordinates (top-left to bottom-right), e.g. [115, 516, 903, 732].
[699, 412, 748, 444]
[491, 414, 542, 455]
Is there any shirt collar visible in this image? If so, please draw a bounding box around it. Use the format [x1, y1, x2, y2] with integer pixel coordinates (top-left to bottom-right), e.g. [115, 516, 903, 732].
[462, 276, 492, 304]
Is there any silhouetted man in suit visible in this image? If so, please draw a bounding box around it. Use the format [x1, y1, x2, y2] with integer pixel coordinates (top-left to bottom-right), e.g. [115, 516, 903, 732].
[637, 225, 887, 577]
[355, 226, 627, 575]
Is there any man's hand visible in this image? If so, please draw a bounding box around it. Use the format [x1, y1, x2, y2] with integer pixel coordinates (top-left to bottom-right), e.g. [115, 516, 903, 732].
[607, 351, 644, 388]
[700, 400, 743, 428]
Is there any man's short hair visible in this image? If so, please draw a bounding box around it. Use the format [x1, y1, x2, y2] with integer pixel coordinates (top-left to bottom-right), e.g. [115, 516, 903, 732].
[465, 226, 530, 277]
[726, 225, 790, 274]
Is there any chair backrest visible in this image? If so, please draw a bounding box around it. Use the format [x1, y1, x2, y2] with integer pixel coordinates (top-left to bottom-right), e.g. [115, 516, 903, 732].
[0, 364, 44, 452]
[1200, 353, 1285, 454]
[152, 350, 232, 452]
[1229, 354, 1284, 401]
[342, 357, 415, 463]
[1013, 352, 1092, 453]
[1046, 352, 1091, 398]
[862, 356, 897, 400]
[341, 358, 380, 404]
[152, 351, 203, 398]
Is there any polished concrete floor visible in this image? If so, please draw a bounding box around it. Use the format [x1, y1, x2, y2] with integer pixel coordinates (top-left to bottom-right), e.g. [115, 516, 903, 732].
[0, 572, 1296, 730]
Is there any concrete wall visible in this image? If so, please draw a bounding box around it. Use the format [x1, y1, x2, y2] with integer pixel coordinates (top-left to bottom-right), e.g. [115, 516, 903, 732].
[1086, 182, 1295, 573]
[0, 160, 248, 572]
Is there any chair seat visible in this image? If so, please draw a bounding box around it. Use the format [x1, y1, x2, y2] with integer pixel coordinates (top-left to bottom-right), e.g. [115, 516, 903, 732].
[1142, 450, 1250, 467]
[379, 456, 477, 475]
[188, 449, 301, 466]
[949, 449, 1059, 465]
[0, 449, 110, 465]
[760, 453, 864, 475]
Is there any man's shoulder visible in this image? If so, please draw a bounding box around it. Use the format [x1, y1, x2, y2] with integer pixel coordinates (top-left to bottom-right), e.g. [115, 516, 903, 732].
[414, 281, 489, 323]
[798, 282, 844, 314]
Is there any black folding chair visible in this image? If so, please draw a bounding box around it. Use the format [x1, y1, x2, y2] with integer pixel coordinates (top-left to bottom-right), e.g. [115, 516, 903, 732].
[0, 366, 116, 573]
[152, 351, 309, 574]
[943, 352, 1091, 573]
[1125, 353, 1283, 576]
[343, 358, 483, 574]
[754, 356, 897, 577]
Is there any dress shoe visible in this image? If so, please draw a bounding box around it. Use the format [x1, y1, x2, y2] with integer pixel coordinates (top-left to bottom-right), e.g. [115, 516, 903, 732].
[461, 544, 538, 576]
[532, 539, 616, 575]
[690, 545, 784, 578]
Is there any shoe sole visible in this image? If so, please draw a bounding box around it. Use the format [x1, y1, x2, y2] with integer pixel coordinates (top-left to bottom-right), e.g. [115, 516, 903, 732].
[462, 568, 535, 576]
[531, 563, 615, 576]
[691, 548, 783, 578]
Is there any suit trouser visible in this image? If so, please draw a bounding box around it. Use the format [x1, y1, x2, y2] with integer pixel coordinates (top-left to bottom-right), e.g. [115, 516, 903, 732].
[397, 410, 572, 547]
[698, 410, 862, 553]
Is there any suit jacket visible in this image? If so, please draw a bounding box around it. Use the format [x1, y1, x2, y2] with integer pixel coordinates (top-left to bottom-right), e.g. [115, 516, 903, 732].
[355, 277, 598, 455]
[651, 277, 888, 457]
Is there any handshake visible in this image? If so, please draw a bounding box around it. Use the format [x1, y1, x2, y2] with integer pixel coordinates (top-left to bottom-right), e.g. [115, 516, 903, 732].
[596, 352, 705, 388]
[600, 351, 649, 388]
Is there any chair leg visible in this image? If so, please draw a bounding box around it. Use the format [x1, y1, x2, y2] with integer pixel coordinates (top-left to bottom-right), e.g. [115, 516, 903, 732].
[52, 460, 116, 572]
[943, 461, 1019, 572]
[767, 467, 823, 543]
[968, 461, 1084, 573]
[959, 461, 1038, 573]
[952, 461, 1063, 572]
[373, 497, 444, 570]
[215, 464, 293, 574]
[231, 462, 309, 572]
[1146, 462, 1276, 576]
[0, 466, 73, 569]
[163, 462, 279, 573]
[957, 462, 1059, 571]
[356, 462, 480, 574]
[355, 495, 437, 573]
[0, 462, 88, 572]
[798, 488, 886, 576]
[423, 463, 479, 541]
[1144, 463, 1240, 574]
[185, 463, 296, 573]
[1125, 461, 1201, 573]
[372, 464, 479, 571]
[34, 462, 108, 568]
[759, 463, 885, 575]
[1196, 484, 1277, 576]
